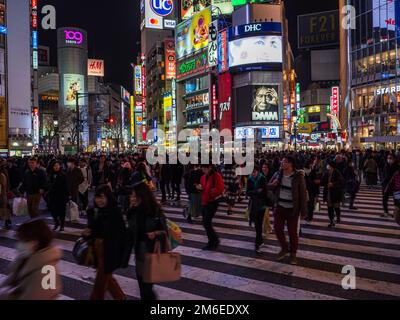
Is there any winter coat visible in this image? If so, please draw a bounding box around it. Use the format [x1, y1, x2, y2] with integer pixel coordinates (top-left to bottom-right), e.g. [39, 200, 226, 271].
[170, 164, 184, 184]
[185, 168, 203, 194]
[344, 166, 360, 194]
[66, 167, 84, 199]
[20, 168, 47, 195]
[322, 169, 345, 204]
[0, 246, 62, 300]
[382, 162, 400, 188]
[200, 171, 225, 206]
[305, 167, 320, 199]
[246, 174, 268, 222]
[126, 204, 168, 261]
[87, 206, 127, 273]
[48, 172, 69, 212]
[268, 170, 308, 217]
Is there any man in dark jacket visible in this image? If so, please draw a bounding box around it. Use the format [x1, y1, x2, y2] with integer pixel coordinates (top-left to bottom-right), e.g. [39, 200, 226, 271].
[66, 158, 84, 204]
[171, 163, 184, 201]
[20, 157, 47, 218]
[382, 153, 400, 217]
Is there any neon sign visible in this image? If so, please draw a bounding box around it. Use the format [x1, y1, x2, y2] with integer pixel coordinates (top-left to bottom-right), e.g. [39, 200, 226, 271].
[151, 0, 174, 17]
[65, 30, 83, 45]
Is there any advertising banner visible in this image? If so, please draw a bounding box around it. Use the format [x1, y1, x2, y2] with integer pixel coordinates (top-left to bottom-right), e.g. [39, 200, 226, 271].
[297, 10, 339, 49]
[88, 59, 105, 77]
[297, 123, 315, 134]
[208, 20, 218, 67]
[121, 87, 130, 104]
[232, 0, 268, 6]
[63, 74, 84, 106]
[134, 65, 142, 95]
[177, 52, 208, 79]
[251, 86, 279, 122]
[218, 28, 228, 73]
[231, 22, 282, 37]
[229, 36, 282, 68]
[164, 92, 172, 128]
[218, 72, 232, 132]
[145, 0, 176, 30]
[130, 96, 135, 138]
[182, 0, 233, 19]
[176, 7, 211, 59]
[165, 39, 176, 79]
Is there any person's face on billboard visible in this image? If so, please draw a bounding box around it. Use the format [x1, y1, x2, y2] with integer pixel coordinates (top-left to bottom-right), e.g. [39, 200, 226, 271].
[254, 87, 269, 112]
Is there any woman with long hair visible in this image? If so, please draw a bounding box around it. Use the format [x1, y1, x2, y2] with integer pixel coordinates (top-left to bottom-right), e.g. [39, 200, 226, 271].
[126, 179, 168, 300]
[83, 185, 126, 300]
[48, 161, 69, 231]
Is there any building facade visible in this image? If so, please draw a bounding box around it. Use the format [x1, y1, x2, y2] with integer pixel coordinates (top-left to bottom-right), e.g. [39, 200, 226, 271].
[349, 0, 400, 149]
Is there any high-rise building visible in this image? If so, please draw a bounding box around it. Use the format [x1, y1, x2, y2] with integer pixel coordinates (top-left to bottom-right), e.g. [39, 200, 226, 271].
[57, 27, 89, 153]
[2, 0, 35, 156]
[348, 0, 400, 150]
[230, 1, 292, 151]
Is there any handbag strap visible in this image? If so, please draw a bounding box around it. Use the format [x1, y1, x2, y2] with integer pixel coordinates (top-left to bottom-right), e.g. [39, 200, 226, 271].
[152, 231, 171, 253]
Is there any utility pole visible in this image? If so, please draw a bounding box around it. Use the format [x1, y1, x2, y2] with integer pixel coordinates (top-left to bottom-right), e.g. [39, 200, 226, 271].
[76, 93, 80, 154]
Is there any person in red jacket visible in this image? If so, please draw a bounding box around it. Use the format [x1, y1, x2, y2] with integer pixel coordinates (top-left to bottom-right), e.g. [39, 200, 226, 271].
[197, 164, 225, 250]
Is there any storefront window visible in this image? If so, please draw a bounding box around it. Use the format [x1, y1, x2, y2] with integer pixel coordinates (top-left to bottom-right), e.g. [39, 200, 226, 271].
[184, 75, 208, 95]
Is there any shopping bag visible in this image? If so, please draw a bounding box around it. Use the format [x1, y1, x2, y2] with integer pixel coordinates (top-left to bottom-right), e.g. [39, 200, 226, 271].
[167, 219, 183, 249]
[244, 208, 250, 221]
[314, 200, 320, 212]
[12, 197, 28, 217]
[142, 233, 181, 284]
[66, 200, 79, 222]
[262, 208, 272, 239]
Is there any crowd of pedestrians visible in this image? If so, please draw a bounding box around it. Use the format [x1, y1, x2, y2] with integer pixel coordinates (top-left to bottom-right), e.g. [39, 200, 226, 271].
[0, 148, 400, 300]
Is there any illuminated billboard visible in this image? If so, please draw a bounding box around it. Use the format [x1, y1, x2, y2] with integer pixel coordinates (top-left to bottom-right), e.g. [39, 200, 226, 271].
[134, 65, 142, 95]
[165, 39, 176, 79]
[181, 1, 233, 20]
[251, 86, 279, 122]
[229, 36, 282, 68]
[145, 0, 176, 30]
[88, 59, 104, 77]
[176, 7, 211, 59]
[63, 74, 84, 106]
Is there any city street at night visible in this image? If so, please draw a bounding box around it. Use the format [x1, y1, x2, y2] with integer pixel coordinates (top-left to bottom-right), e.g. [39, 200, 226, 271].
[0, 0, 399, 312]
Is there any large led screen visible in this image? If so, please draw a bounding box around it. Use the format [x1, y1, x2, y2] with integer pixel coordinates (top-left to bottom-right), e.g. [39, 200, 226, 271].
[229, 36, 282, 68]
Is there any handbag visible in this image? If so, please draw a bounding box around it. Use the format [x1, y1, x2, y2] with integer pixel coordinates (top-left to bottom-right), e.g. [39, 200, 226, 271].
[314, 200, 320, 212]
[72, 237, 96, 267]
[142, 233, 181, 284]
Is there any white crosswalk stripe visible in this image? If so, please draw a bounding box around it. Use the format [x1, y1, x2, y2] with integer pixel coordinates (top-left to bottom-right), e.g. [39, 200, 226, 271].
[0, 185, 399, 300]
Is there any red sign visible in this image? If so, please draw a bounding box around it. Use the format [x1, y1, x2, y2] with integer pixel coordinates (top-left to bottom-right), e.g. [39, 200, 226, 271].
[331, 86, 339, 129]
[164, 39, 176, 79]
[219, 30, 228, 73]
[212, 84, 218, 122]
[218, 73, 232, 132]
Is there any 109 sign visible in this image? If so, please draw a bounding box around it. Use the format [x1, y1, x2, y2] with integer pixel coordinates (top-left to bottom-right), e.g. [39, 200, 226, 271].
[150, 0, 173, 17]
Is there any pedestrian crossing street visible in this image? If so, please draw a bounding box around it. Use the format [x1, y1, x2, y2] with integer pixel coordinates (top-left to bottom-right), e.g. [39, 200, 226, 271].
[0, 185, 399, 300]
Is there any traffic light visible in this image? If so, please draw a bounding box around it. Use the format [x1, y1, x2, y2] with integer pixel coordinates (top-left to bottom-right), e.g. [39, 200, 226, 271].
[104, 116, 115, 124]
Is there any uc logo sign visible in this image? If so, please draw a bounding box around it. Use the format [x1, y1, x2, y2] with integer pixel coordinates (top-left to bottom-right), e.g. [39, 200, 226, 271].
[150, 0, 173, 17]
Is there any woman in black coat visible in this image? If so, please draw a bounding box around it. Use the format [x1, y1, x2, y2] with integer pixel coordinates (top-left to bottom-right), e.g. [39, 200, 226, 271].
[126, 180, 168, 301]
[84, 185, 126, 300]
[48, 161, 69, 231]
[322, 161, 345, 228]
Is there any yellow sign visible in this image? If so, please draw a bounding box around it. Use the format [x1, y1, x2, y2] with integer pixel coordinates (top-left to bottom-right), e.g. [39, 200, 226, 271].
[190, 8, 211, 52]
[297, 123, 315, 134]
[308, 105, 321, 113]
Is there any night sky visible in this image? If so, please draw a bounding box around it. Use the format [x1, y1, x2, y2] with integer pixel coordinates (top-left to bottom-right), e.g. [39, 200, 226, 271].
[38, 0, 338, 91]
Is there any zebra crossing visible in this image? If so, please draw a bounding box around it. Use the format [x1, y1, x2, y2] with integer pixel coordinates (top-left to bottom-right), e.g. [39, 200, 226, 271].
[0, 185, 399, 300]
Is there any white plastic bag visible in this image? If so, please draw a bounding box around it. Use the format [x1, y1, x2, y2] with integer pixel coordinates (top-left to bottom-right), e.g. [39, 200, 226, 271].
[66, 200, 79, 222]
[13, 197, 28, 217]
